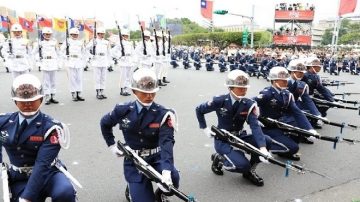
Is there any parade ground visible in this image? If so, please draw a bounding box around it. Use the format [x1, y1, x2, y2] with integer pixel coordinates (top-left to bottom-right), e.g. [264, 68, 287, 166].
[1, 66, 360, 202]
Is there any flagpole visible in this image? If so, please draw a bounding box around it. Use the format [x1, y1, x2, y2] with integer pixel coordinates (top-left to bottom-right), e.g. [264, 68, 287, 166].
[331, 0, 341, 54]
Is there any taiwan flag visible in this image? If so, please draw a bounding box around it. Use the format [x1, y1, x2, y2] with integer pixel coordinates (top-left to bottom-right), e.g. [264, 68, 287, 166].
[0, 16, 9, 31]
[339, 0, 357, 16]
[19, 17, 34, 32]
[38, 16, 52, 27]
[201, 0, 213, 20]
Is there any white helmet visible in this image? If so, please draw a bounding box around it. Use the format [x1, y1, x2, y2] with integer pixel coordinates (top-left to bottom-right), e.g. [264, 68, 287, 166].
[268, 66, 290, 81]
[287, 59, 306, 72]
[97, 27, 106, 34]
[69, 27, 79, 35]
[130, 68, 159, 93]
[11, 24, 23, 32]
[11, 74, 44, 102]
[304, 57, 322, 67]
[143, 30, 151, 37]
[42, 27, 53, 34]
[225, 70, 250, 88]
[121, 29, 130, 36]
[155, 31, 162, 38]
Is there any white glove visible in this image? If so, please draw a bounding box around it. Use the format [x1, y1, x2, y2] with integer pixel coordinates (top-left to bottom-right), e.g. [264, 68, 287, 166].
[19, 198, 31, 202]
[157, 170, 172, 193]
[307, 135, 317, 142]
[316, 119, 324, 126]
[7, 54, 15, 59]
[258, 121, 265, 127]
[308, 129, 319, 136]
[259, 147, 271, 164]
[203, 127, 215, 138]
[331, 101, 341, 105]
[109, 144, 124, 157]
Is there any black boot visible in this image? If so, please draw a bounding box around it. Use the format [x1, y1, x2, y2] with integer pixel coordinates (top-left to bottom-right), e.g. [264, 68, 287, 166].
[45, 95, 51, 105]
[243, 163, 264, 186]
[100, 89, 107, 99]
[211, 153, 224, 175]
[162, 77, 170, 83]
[158, 79, 167, 86]
[77, 92, 85, 101]
[108, 66, 114, 72]
[5, 67, 9, 73]
[71, 92, 78, 102]
[38, 66, 41, 72]
[50, 94, 59, 104]
[96, 89, 102, 99]
[84, 66, 88, 71]
[121, 88, 130, 96]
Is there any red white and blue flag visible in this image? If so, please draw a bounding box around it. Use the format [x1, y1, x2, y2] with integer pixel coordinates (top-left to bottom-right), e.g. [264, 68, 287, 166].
[19, 17, 34, 32]
[0, 16, 9, 32]
[201, 0, 213, 20]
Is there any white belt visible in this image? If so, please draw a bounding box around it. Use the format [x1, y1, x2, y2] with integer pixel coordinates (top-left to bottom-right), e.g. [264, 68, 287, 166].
[15, 55, 24, 58]
[10, 164, 33, 175]
[70, 55, 79, 58]
[133, 147, 161, 157]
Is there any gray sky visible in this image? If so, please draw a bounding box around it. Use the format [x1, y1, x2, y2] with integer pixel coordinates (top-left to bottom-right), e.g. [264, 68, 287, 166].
[2, 0, 359, 30]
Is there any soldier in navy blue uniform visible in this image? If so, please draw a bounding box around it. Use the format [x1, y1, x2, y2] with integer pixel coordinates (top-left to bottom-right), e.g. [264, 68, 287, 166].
[302, 57, 335, 117]
[193, 50, 202, 70]
[0, 74, 76, 202]
[195, 70, 283, 187]
[323, 55, 330, 73]
[228, 53, 237, 71]
[349, 56, 359, 75]
[100, 68, 180, 202]
[342, 56, 350, 72]
[287, 59, 324, 130]
[182, 50, 190, 69]
[205, 53, 214, 71]
[329, 55, 339, 75]
[218, 51, 227, 72]
[245, 54, 258, 76]
[170, 50, 179, 68]
[254, 67, 318, 161]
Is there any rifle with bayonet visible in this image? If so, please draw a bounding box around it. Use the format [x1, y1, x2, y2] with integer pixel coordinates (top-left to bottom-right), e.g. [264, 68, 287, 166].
[91, 20, 97, 56]
[333, 97, 359, 105]
[117, 141, 197, 202]
[35, 15, 43, 61]
[115, 20, 125, 57]
[258, 117, 360, 145]
[65, 17, 70, 57]
[211, 126, 330, 179]
[137, 16, 147, 56]
[302, 110, 359, 130]
[161, 30, 166, 56]
[334, 92, 360, 96]
[6, 16, 12, 56]
[152, 21, 160, 56]
[322, 80, 354, 87]
[312, 97, 360, 111]
[1, 163, 10, 202]
[167, 30, 171, 54]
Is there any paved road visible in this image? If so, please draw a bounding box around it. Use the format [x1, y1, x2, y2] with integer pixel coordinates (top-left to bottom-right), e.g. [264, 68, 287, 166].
[0, 66, 359, 202]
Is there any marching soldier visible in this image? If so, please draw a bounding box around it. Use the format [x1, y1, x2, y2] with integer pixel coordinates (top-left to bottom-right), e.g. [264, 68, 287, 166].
[135, 30, 155, 69]
[60, 27, 86, 102]
[32, 27, 60, 105]
[254, 66, 318, 161]
[153, 31, 166, 87]
[111, 29, 135, 96]
[100, 68, 180, 201]
[86, 27, 112, 99]
[160, 32, 171, 84]
[0, 74, 77, 202]
[1, 24, 32, 78]
[195, 70, 281, 186]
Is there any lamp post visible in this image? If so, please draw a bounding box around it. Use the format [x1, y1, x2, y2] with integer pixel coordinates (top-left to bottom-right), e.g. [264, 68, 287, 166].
[213, 5, 255, 48]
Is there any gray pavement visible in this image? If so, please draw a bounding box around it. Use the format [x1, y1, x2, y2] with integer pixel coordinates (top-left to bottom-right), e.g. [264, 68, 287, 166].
[0, 66, 360, 202]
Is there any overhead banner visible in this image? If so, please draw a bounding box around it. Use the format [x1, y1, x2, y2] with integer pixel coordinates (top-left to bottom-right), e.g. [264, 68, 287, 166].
[275, 10, 314, 22]
[273, 35, 312, 46]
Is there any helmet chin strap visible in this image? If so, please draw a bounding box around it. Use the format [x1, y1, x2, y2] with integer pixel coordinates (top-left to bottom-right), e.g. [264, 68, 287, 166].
[20, 108, 40, 118]
[230, 90, 244, 100]
[275, 82, 287, 90]
[293, 73, 302, 81]
[134, 95, 153, 107]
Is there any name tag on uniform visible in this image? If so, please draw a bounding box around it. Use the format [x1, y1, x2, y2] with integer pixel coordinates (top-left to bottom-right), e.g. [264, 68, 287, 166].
[240, 112, 248, 115]
[149, 123, 160, 128]
[29, 136, 44, 142]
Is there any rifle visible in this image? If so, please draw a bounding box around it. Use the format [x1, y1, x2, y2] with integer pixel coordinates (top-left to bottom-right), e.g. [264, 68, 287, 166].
[333, 97, 359, 105]
[115, 20, 125, 57]
[167, 30, 171, 54]
[137, 16, 147, 56]
[92, 20, 97, 56]
[312, 97, 360, 111]
[152, 23, 160, 56]
[65, 17, 70, 57]
[211, 126, 330, 179]
[302, 110, 359, 130]
[6, 16, 12, 56]
[258, 117, 360, 145]
[1, 163, 10, 202]
[334, 92, 360, 96]
[161, 30, 166, 56]
[322, 80, 354, 87]
[117, 141, 196, 202]
[35, 14, 43, 60]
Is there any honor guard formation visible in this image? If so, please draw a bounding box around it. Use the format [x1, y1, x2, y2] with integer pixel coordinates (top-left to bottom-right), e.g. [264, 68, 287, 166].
[0, 5, 360, 202]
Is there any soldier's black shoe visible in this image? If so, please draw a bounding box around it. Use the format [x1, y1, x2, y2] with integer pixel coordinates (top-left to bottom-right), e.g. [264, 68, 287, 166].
[101, 94, 107, 99]
[211, 153, 224, 175]
[123, 92, 131, 96]
[45, 99, 51, 105]
[96, 95, 103, 99]
[163, 77, 170, 83]
[72, 93, 79, 102]
[50, 98, 59, 104]
[5, 67, 9, 73]
[243, 171, 264, 186]
[301, 137, 314, 144]
[158, 80, 167, 86]
[125, 185, 131, 202]
[277, 153, 300, 161]
[77, 93, 85, 101]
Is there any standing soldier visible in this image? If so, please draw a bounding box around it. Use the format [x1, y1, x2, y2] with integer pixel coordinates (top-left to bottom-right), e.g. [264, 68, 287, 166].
[100, 68, 180, 201]
[161, 32, 171, 83]
[32, 27, 60, 105]
[60, 27, 86, 102]
[153, 31, 166, 87]
[135, 30, 155, 69]
[1, 24, 32, 78]
[111, 29, 135, 96]
[86, 27, 112, 99]
[0, 74, 77, 202]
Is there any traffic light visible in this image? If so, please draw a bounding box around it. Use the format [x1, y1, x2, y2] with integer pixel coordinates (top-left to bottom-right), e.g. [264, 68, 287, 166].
[213, 10, 229, 15]
[242, 28, 249, 46]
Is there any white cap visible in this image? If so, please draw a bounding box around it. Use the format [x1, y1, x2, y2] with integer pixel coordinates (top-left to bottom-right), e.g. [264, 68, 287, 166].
[11, 24, 23, 32]
[225, 70, 250, 88]
[97, 27, 106, 34]
[42, 27, 53, 34]
[11, 74, 44, 102]
[121, 29, 130, 36]
[130, 68, 159, 93]
[69, 27, 79, 35]
[268, 66, 290, 81]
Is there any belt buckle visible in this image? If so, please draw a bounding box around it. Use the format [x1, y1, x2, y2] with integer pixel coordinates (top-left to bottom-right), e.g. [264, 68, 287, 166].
[15, 55, 22, 58]
[140, 149, 150, 157]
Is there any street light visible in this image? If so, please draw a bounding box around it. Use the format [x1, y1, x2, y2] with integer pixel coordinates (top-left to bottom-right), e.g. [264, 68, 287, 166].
[213, 6, 255, 48]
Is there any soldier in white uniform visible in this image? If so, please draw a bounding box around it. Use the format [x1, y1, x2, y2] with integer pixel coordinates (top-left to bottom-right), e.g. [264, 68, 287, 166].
[161, 32, 171, 84]
[1, 24, 32, 78]
[32, 27, 60, 105]
[111, 29, 135, 96]
[135, 30, 155, 69]
[60, 27, 86, 101]
[86, 27, 111, 99]
[153, 31, 166, 87]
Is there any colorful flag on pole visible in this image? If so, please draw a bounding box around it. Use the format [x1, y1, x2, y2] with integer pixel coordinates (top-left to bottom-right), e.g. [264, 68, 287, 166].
[53, 18, 66, 32]
[84, 23, 93, 33]
[75, 20, 84, 31]
[339, 0, 357, 16]
[38, 16, 52, 27]
[0, 16, 9, 32]
[140, 21, 145, 30]
[18, 17, 34, 32]
[201, 0, 213, 20]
